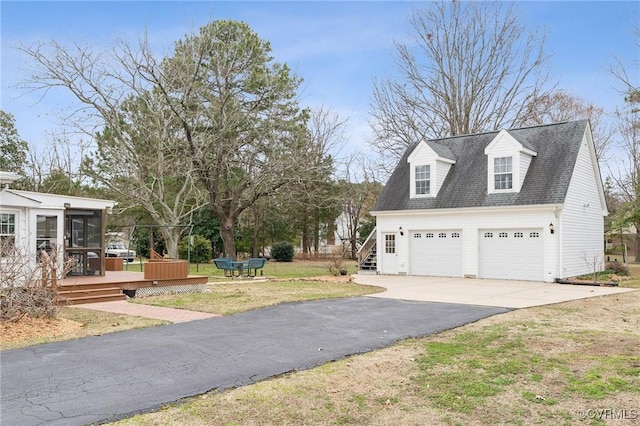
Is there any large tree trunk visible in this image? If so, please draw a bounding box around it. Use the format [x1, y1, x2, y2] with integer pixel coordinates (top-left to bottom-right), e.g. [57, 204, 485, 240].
[301, 223, 310, 260]
[350, 220, 358, 260]
[160, 227, 182, 259]
[220, 216, 237, 258]
[313, 210, 320, 257]
[252, 207, 260, 258]
[635, 228, 640, 264]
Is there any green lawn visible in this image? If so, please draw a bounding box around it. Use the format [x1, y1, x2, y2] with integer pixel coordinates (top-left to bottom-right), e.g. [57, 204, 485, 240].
[187, 258, 359, 279]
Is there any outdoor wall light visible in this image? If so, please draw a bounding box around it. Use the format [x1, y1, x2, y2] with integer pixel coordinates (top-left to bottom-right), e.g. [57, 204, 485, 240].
[399, 226, 404, 236]
[549, 223, 555, 234]
[63, 202, 71, 208]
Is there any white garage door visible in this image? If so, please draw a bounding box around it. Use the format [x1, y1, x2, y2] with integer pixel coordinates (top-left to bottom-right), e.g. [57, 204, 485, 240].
[479, 229, 544, 281]
[409, 230, 463, 277]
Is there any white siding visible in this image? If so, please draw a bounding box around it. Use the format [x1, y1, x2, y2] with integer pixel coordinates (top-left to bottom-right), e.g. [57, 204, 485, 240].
[435, 161, 453, 195]
[375, 207, 559, 282]
[408, 142, 434, 163]
[519, 154, 533, 188]
[560, 133, 605, 278]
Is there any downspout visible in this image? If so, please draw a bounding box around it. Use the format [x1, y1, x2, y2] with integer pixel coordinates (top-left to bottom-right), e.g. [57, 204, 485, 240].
[554, 206, 561, 280]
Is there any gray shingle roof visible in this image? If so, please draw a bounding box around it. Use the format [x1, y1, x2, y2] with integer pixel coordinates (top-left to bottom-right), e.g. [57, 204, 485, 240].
[425, 141, 456, 161]
[372, 120, 588, 212]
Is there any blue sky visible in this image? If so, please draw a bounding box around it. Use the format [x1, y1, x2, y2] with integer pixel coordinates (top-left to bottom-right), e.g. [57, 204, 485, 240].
[1, 1, 638, 159]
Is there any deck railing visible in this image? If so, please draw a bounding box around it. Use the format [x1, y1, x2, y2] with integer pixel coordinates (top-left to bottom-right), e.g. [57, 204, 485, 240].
[144, 249, 189, 279]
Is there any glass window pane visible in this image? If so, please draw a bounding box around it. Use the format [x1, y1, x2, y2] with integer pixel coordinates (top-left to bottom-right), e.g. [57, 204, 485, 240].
[37, 215, 58, 252]
[415, 165, 431, 195]
[87, 217, 101, 247]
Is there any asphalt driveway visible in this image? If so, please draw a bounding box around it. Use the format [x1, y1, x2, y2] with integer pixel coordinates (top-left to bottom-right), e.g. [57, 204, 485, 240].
[354, 274, 635, 308]
[1, 297, 508, 426]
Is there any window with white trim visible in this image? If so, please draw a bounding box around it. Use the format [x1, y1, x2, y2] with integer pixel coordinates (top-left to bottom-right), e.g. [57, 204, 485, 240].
[0, 213, 16, 256]
[494, 157, 513, 190]
[415, 165, 431, 195]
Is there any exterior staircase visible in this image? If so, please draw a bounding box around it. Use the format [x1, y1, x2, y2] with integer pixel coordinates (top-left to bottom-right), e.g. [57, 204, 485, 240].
[56, 282, 126, 305]
[357, 227, 377, 274]
[359, 247, 377, 272]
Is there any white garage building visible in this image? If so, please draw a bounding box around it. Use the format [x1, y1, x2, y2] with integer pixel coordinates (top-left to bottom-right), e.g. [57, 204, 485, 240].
[367, 120, 607, 283]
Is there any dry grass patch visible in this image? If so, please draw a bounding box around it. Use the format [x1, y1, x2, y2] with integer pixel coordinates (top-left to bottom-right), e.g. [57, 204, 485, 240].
[114, 291, 640, 426]
[1, 308, 167, 350]
[131, 277, 384, 315]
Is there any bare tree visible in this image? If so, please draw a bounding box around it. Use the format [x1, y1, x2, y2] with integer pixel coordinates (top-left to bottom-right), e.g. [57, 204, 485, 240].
[608, 26, 640, 262]
[369, 1, 555, 170]
[336, 153, 383, 260]
[269, 106, 348, 258]
[608, 105, 640, 261]
[21, 134, 93, 195]
[18, 36, 211, 258]
[523, 91, 614, 162]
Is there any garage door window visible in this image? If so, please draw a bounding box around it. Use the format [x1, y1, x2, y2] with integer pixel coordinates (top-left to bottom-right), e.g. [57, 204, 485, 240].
[530, 232, 539, 238]
[484, 232, 493, 238]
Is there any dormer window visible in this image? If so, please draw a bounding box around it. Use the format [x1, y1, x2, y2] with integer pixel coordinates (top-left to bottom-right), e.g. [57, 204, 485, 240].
[408, 140, 455, 198]
[493, 157, 513, 190]
[415, 165, 430, 195]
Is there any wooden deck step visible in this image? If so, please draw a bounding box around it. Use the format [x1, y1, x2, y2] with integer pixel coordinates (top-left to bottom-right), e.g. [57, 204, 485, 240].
[57, 287, 124, 298]
[60, 294, 127, 305]
[57, 287, 126, 305]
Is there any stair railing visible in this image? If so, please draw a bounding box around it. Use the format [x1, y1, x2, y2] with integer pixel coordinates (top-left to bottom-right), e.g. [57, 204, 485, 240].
[357, 226, 377, 266]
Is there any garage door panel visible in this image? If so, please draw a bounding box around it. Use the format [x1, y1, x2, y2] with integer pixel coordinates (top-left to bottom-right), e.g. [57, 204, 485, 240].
[410, 230, 463, 277]
[479, 229, 543, 281]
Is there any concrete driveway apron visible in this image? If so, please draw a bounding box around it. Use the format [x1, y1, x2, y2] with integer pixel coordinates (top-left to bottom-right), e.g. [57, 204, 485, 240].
[1, 297, 508, 426]
[353, 274, 636, 308]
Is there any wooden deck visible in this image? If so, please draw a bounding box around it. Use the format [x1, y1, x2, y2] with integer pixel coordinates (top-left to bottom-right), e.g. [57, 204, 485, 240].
[58, 270, 209, 305]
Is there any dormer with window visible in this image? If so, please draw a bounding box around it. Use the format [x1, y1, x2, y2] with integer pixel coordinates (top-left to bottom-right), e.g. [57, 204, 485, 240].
[408, 140, 456, 198]
[484, 130, 537, 194]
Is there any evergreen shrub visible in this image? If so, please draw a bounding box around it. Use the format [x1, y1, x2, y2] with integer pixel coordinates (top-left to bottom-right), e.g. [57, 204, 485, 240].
[271, 241, 294, 262]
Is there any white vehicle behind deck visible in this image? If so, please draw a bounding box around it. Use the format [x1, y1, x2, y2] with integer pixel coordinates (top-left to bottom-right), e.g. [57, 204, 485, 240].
[105, 242, 136, 262]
